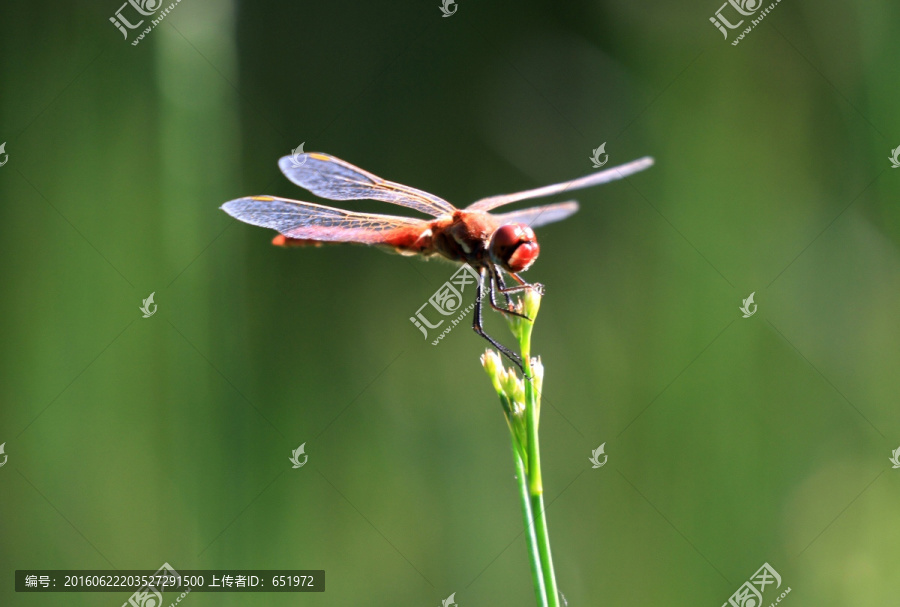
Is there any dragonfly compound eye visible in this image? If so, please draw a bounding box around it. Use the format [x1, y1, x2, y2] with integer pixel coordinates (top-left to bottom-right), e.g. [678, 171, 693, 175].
[490, 224, 540, 273]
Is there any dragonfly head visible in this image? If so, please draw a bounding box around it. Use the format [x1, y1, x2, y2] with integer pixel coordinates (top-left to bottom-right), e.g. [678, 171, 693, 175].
[490, 224, 540, 273]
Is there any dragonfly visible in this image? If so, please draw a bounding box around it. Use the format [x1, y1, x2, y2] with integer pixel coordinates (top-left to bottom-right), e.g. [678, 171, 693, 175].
[221, 152, 653, 372]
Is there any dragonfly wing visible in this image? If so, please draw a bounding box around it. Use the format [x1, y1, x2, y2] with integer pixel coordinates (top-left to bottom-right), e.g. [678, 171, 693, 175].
[278, 153, 456, 218]
[466, 156, 653, 212]
[222, 196, 430, 247]
[491, 201, 579, 229]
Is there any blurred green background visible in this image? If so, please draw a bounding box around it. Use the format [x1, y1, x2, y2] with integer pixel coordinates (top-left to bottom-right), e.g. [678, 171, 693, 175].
[2, 0, 900, 605]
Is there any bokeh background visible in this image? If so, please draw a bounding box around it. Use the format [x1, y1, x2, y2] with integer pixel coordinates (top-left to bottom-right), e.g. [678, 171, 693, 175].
[2, 0, 900, 605]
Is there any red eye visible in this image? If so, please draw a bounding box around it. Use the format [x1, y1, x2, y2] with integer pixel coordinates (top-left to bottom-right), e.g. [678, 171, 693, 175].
[493, 225, 524, 249]
[490, 224, 539, 273]
[507, 241, 539, 273]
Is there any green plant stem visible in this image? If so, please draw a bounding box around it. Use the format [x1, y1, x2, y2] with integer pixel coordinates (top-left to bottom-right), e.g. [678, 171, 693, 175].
[483, 290, 559, 606]
[524, 368, 559, 607]
[520, 325, 559, 607]
[512, 441, 548, 607]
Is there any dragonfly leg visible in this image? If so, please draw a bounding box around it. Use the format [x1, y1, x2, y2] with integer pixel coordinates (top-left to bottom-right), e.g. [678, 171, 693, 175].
[474, 268, 528, 376]
[489, 267, 514, 310]
[494, 270, 512, 307]
[488, 267, 527, 319]
[488, 266, 540, 320]
[501, 271, 545, 295]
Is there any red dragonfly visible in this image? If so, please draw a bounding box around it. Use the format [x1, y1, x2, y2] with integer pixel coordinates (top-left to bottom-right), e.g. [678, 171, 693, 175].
[222, 152, 653, 371]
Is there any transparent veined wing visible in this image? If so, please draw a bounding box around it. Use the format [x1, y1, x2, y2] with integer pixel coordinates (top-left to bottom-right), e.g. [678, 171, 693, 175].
[466, 157, 654, 212]
[278, 153, 457, 218]
[221, 196, 430, 245]
[491, 201, 579, 229]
